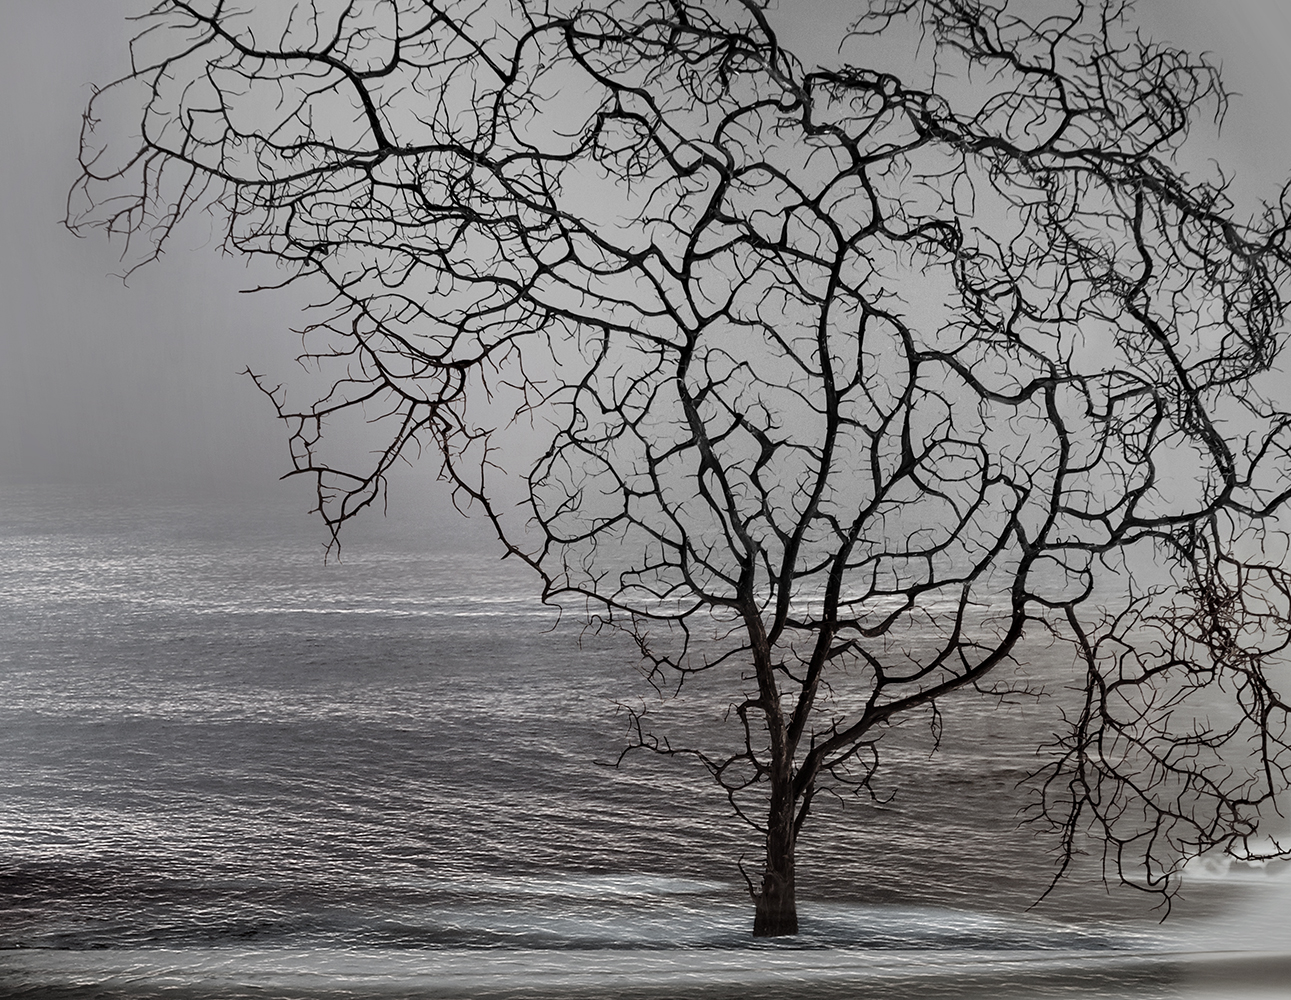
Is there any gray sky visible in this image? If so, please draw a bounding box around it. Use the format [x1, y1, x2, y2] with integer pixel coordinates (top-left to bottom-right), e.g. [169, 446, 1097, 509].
[3, 0, 1290, 513]
[0, 1, 309, 500]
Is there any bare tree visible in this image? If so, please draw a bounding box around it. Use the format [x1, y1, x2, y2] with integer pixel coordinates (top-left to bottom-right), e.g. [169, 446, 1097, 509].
[69, 0, 1291, 936]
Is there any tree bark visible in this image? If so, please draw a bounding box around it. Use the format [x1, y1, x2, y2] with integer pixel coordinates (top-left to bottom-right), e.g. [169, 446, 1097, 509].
[753, 779, 799, 936]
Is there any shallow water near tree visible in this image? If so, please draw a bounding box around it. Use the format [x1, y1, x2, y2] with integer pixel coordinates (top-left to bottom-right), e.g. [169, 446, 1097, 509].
[1, 486, 1287, 999]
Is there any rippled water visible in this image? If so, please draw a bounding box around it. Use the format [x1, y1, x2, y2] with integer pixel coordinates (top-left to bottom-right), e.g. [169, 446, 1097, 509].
[1, 486, 1288, 998]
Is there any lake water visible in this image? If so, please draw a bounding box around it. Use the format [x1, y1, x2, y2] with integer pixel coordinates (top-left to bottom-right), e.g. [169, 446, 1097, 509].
[1, 486, 1288, 999]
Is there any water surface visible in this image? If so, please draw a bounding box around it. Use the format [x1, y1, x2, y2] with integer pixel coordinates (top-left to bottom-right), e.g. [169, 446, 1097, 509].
[1, 487, 1286, 998]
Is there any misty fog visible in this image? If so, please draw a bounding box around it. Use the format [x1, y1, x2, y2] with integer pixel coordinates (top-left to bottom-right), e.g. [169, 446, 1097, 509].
[3, 0, 1291, 531]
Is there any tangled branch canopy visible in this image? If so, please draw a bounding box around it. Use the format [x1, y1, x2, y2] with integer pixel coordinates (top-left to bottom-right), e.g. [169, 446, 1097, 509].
[71, 0, 1291, 898]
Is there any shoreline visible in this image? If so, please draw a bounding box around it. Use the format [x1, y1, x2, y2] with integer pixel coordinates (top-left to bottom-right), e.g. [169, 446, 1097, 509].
[3, 944, 1285, 1000]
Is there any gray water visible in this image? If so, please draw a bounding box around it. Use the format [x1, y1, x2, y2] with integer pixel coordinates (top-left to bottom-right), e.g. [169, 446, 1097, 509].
[1, 486, 1288, 999]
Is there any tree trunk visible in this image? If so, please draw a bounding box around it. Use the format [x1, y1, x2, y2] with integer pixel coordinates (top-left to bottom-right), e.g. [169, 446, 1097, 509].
[753, 788, 798, 936]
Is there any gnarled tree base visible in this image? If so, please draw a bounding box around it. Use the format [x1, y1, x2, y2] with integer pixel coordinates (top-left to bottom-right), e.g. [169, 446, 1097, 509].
[753, 870, 798, 937]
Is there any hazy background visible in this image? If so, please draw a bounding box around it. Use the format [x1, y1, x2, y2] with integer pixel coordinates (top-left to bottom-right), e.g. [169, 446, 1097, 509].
[2, 0, 1290, 531]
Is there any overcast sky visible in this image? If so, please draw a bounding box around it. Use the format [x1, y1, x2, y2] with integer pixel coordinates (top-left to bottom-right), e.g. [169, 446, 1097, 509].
[2, 0, 1290, 519]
